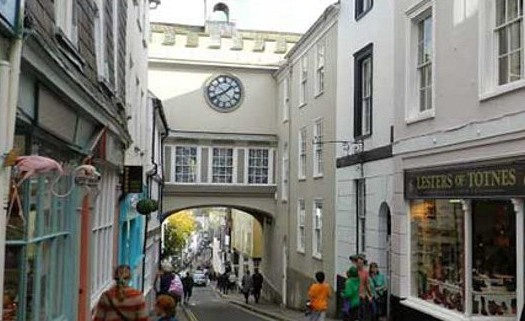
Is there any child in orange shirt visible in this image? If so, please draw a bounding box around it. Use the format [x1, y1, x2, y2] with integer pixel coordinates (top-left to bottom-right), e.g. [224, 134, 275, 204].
[307, 271, 331, 321]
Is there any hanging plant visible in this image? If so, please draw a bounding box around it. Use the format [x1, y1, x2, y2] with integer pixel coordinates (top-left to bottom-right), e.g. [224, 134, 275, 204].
[136, 198, 158, 215]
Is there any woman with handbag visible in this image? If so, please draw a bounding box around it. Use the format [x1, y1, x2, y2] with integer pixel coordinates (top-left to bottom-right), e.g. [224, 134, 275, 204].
[94, 265, 148, 321]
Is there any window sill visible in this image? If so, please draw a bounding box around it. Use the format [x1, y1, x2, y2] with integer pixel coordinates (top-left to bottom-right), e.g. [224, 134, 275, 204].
[54, 28, 85, 71]
[314, 90, 324, 99]
[313, 173, 323, 179]
[479, 79, 525, 102]
[297, 248, 305, 254]
[298, 103, 307, 108]
[405, 109, 435, 125]
[99, 77, 115, 97]
[282, 118, 289, 124]
[281, 198, 288, 203]
[298, 177, 307, 182]
[312, 253, 323, 260]
[401, 297, 468, 321]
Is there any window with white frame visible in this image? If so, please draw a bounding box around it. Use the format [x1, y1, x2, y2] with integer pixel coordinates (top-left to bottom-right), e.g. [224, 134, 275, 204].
[212, 147, 234, 183]
[174, 146, 198, 183]
[354, 44, 373, 137]
[417, 15, 433, 112]
[91, 169, 117, 301]
[316, 42, 325, 95]
[298, 127, 307, 179]
[94, 0, 109, 80]
[313, 199, 323, 257]
[406, 3, 433, 122]
[283, 77, 290, 122]
[55, 0, 78, 45]
[300, 56, 308, 105]
[496, 0, 523, 85]
[281, 143, 289, 201]
[297, 199, 306, 252]
[356, 179, 366, 253]
[480, 0, 525, 95]
[355, 0, 373, 20]
[248, 149, 269, 184]
[313, 119, 324, 177]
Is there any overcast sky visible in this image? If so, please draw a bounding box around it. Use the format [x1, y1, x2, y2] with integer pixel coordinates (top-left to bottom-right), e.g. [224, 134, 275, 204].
[150, 0, 336, 33]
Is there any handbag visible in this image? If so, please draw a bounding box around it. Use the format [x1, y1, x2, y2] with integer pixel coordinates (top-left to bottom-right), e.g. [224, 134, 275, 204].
[105, 293, 131, 321]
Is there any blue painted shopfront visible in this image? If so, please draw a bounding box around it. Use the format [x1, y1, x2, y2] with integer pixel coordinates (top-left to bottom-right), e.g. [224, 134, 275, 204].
[118, 193, 146, 289]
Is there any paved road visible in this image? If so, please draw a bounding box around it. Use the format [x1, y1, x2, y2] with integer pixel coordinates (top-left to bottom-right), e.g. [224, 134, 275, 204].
[183, 286, 271, 321]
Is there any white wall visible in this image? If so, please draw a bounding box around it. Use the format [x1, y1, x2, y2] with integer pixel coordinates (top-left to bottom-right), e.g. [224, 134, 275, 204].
[149, 65, 277, 135]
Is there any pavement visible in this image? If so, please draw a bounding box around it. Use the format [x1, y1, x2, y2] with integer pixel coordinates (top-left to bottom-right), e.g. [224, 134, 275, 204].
[208, 285, 338, 321]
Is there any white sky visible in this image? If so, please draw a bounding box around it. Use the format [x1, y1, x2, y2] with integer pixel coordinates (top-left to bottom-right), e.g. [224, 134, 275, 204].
[150, 0, 336, 33]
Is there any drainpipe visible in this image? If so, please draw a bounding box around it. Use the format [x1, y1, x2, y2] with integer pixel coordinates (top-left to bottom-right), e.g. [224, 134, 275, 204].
[0, 1, 25, 317]
[142, 98, 169, 291]
[141, 98, 158, 292]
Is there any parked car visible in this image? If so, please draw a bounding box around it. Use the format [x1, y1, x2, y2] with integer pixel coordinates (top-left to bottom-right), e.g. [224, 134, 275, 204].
[193, 270, 208, 286]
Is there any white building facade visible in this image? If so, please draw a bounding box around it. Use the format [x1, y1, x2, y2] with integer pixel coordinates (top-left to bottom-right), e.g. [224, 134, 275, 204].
[334, 0, 395, 303]
[275, 4, 339, 312]
[392, 1, 525, 321]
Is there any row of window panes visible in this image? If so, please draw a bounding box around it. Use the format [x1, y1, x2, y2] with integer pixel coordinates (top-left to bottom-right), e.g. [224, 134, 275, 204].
[297, 199, 323, 256]
[173, 146, 272, 184]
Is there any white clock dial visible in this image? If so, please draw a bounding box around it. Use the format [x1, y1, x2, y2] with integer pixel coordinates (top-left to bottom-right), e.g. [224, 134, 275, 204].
[204, 74, 244, 112]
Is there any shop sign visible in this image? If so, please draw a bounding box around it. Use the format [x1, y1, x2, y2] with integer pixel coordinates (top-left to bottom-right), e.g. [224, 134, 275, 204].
[0, 0, 20, 36]
[405, 161, 525, 199]
[123, 166, 143, 193]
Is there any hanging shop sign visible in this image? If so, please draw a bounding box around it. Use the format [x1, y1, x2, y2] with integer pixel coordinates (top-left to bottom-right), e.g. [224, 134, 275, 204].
[123, 166, 143, 193]
[0, 0, 20, 36]
[405, 160, 525, 199]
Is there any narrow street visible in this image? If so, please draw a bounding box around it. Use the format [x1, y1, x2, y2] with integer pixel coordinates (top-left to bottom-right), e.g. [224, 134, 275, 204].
[182, 287, 271, 321]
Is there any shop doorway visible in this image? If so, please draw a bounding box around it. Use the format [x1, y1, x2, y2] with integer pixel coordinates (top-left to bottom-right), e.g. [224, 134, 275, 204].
[378, 202, 391, 319]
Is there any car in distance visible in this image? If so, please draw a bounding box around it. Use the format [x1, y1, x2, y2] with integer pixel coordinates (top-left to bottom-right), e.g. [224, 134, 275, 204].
[193, 270, 208, 286]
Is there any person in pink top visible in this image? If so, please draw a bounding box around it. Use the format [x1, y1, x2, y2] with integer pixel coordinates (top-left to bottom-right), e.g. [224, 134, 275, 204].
[356, 254, 372, 321]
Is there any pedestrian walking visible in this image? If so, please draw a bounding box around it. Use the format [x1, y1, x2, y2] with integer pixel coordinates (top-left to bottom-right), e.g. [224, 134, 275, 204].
[155, 263, 175, 297]
[168, 272, 184, 304]
[228, 271, 238, 293]
[241, 270, 253, 303]
[369, 262, 387, 320]
[307, 271, 331, 321]
[341, 267, 360, 321]
[93, 265, 148, 321]
[182, 272, 194, 305]
[155, 294, 179, 321]
[251, 268, 264, 303]
[220, 272, 230, 294]
[356, 254, 373, 321]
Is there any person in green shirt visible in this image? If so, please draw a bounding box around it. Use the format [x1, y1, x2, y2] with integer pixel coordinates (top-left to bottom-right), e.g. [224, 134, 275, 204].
[369, 262, 387, 320]
[342, 266, 360, 321]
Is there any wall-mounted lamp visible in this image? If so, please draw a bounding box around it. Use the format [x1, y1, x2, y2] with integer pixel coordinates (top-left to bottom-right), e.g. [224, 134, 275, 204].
[312, 137, 363, 156]
[149, 0, 161, 9]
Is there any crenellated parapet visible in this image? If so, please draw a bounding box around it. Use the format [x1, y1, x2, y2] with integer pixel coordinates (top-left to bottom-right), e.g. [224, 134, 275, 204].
[149, 22, 301, 67]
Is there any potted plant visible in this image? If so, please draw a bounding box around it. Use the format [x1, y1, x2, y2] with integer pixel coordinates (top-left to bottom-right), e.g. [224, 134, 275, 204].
[135, 198, 158, 215]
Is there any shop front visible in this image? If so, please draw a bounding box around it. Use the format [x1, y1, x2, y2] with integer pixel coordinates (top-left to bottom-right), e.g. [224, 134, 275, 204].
[403, 158, 525, 321]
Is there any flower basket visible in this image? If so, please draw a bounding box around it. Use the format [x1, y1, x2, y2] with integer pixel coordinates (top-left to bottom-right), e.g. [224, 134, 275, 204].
[136, 198, 158, 215]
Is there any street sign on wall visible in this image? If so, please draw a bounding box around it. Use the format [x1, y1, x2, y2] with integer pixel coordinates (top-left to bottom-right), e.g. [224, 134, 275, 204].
[123, 166, 143, 194]
[0, 0, 20, 36]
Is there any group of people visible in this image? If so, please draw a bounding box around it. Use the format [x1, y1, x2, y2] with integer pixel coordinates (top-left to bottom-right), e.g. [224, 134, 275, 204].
[305, 254, 387, 321]
[217, 267, 264, 304]
[240, 268, 264, 304]
[93, 264, 178, 321]
[93, 263, 201, 321]
[341, 254, 387, 321]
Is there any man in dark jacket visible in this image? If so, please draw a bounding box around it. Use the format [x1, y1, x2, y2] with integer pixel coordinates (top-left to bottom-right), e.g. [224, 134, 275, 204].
[156, 264, 175, 296]
[251, 268, 264, 303]
[182, 272, 195, 305]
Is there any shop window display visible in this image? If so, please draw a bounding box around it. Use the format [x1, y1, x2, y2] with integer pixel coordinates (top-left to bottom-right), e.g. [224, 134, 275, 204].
[472, 200, 516, 317]
[411, 199, 465, 312]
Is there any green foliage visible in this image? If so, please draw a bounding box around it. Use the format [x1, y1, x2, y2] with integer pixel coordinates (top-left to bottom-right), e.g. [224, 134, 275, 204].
[136, 198, 158, 215]
[163, 210, 196, 257]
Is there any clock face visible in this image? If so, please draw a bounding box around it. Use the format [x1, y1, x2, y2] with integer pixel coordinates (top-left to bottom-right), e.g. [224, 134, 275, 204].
[205, 74, 244, 112]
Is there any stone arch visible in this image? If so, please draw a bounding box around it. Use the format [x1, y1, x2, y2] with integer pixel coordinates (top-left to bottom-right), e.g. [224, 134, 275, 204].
[161, 204, 271, 228]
